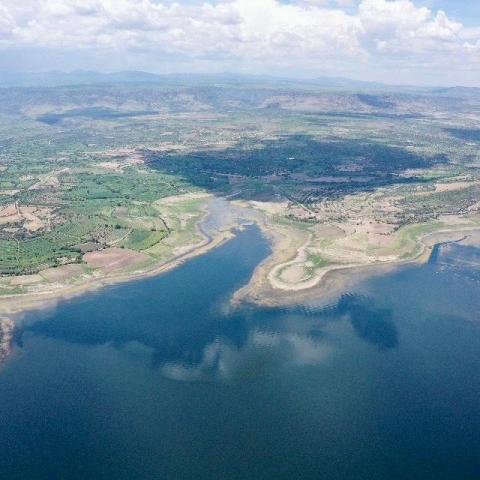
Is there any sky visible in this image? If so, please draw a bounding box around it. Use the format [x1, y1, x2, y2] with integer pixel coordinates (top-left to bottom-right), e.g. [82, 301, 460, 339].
[1, 0, 479, 86]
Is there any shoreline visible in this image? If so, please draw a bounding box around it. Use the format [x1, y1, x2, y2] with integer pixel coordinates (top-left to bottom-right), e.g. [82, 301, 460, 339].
[2, 207, 480, 317]
[0, 204, 234, 319]
[2, 198, 480, 363]
[269, 226, 480, 292]
[0, 316, 14, 363]
[234, 219, 480, 308]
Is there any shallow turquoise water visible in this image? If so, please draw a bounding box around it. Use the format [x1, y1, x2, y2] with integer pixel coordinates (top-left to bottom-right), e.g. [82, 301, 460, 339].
[1, 226, 479, 480]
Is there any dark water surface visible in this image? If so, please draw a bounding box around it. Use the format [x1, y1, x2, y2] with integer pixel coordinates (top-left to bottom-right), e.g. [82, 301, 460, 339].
[1, 226, 480, 480]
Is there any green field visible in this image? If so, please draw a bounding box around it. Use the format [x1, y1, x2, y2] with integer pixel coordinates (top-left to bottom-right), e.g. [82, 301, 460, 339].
[1, 81, 479, 277]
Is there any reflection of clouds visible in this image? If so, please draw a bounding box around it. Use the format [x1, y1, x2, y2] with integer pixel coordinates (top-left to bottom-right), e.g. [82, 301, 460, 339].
[158, 294, 398, 383]
[252, 331, 331, 366]
[315, 293, 399, 351]
[160, 330, 332, 383]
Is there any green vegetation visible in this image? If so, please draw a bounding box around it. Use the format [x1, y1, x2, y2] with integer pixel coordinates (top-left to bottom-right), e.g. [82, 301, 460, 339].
[0, 80, 479, 280]
[308, 254, 331, 268]
[0, 163, 184, 273]
[121, 229, 168, 251]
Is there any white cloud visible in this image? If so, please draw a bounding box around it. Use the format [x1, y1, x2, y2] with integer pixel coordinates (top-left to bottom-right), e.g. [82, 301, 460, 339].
[0, 0, 479, 83]
[160, 330, 333, 383]
[0, 5, 15, 40]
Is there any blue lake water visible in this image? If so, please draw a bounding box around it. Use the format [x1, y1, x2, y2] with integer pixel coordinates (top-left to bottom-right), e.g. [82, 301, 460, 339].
[1, 226, 480, 480]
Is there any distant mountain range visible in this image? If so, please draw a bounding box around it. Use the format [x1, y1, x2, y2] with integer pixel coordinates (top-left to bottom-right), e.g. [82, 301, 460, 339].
[0, 70, 167, 87]
[0, 70, 479, 95]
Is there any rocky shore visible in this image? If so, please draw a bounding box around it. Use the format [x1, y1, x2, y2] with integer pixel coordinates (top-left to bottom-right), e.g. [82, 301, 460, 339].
[0, 317, 14, 363]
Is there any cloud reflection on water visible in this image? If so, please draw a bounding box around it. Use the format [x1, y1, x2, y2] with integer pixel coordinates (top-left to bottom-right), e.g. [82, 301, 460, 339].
[160, 330, 333, 383]
[17, 291, 399, 383]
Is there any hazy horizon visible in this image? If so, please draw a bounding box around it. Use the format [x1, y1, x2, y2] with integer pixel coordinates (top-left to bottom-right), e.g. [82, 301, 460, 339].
[1, 68, 479, 90]
[1, 0, 479, 87]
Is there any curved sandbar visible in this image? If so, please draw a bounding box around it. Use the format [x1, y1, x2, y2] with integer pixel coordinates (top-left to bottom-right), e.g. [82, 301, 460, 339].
[2, 194, 480, 363]
[233, 202, 480, 307]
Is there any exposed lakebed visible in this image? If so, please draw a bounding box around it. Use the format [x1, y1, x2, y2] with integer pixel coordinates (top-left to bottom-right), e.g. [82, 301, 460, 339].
[1, 225, 480, 480]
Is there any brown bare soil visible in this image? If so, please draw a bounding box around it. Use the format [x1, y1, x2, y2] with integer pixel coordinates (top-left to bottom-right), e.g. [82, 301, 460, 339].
[84, 248, 150, 272]
[40, 265, 86, 282]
